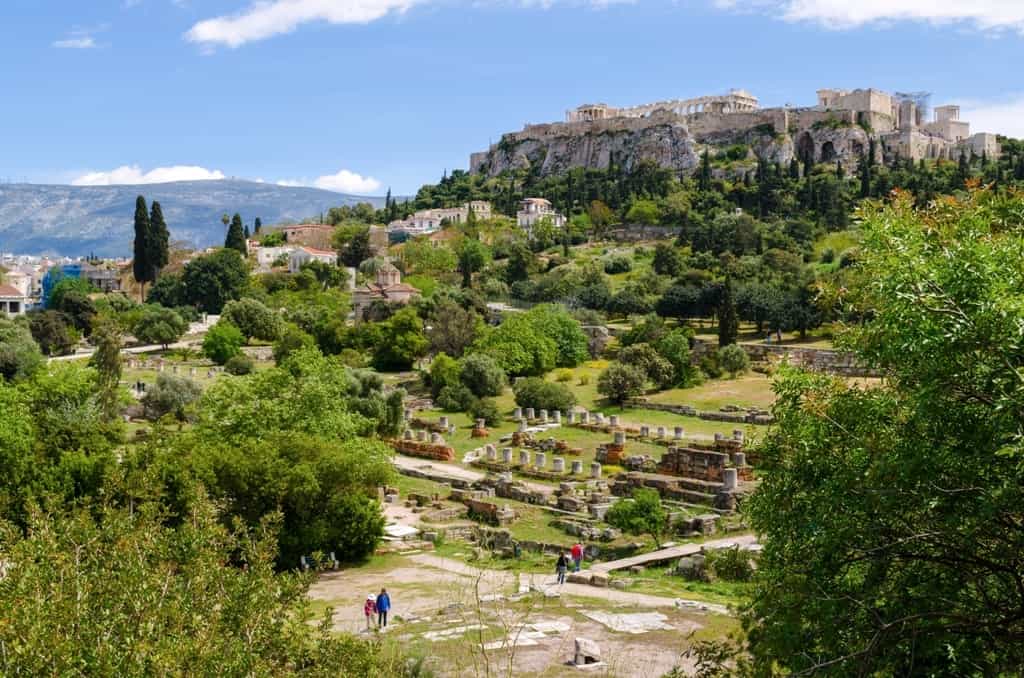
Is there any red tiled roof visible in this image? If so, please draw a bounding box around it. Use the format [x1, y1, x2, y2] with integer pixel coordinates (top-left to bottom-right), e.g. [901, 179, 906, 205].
[300, 247, 336, 256]
[0, 284, 25, 297]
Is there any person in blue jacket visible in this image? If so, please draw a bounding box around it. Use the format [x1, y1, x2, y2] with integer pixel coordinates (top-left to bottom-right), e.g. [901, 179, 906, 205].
[376, 588, 391, 628]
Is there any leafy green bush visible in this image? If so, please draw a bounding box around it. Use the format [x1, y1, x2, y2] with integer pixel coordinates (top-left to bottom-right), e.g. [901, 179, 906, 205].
[436, 384, 475, 412]
[224, 353, 254, 376]
[596, 363, 647, 405]
[202, 321, 245, 365]
[717, 344, 750, 377]
[272, 323, 315, 366]
[142, 373, 202, 421]
[603, 255, 633, 275]
[512, 377, 576, 413]
[221, 298, 282, 342]
[468, 397, 502, 427]
[459, 353, 507, 397]
[706, 546, 754, 582]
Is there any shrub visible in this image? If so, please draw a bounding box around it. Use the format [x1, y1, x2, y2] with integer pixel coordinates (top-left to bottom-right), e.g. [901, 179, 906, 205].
[132, 306, 187, 348]
[429, 353, 462, 398]
[468, 397, 502, 427]
[706, 546, 754, 582]
[202, 321, 245, 365]
[436, 384, 475, 412]
[578, 374, 590, 386]
[459, 353, 507, 398]
[820, 247, 835, 264]
[603, 255, 633, 275]
[273, 323, 316, 366]
[221, 298, 282, 342]
[0, 318, 44, 380]
[717, 344, 750, 377]
[512, 378, 576, 413]
[618, 343, 674, 390]
[597, 363, 647, 405]
[555, 369, 573, 382]
[605, 488, 669, 548]
[224, 353, 254, 376]
[699, 353, 723, 379]
[141, 373, 202, 421]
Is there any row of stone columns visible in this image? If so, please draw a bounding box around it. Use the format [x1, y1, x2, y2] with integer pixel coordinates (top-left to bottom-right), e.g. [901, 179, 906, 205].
[512, 408, 563, 425]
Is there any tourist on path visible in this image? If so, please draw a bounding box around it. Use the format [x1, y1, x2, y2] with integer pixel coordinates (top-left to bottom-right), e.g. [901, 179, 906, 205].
[556, 553, 569, 585]
[571, 542, 584, 572]
[363, 594, 377, 631]
[376, 588, 391, 628]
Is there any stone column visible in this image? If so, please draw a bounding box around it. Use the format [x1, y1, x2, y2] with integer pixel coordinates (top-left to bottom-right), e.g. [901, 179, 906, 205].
[571, 460, 583, 475]
[733, 452, 746, 467]
[534, 451, 546, 469]
[590, 462, 602, 479]
[189, 367, 197, 378]
[519, 449, 530, 466]
[613, 431, 625, 446]
[475, 419, 486, 430]
[714, 433, 724, 442]
[594, 413, 605, 425]
[552, 457, 565, 473]
[609, 414, 619, 428]
[518, 420, 527, 432]
[674, 426, 684, 440]
[502, 447, 513, 464]
[656, 426, 666, 439]
[403, 429, 414, 440]
[723, 468, 738, 491]
[525, 407, 535, 420]
[404, 408, 413, 421]
[431, 432, 445, 445]
[733, 429, 745, 442]
[416, 430, 428, 442]
[485, 444, 497, 461]
[579, 411, 589, 424]
[513, 407, 523, 420]
[438, 416, 449, 429]
[552, 411, 562, 424]
[640, 425, 650, 438]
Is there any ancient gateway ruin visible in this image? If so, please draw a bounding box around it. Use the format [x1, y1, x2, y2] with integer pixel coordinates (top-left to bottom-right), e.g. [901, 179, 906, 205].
[469, 87, 1000, 178]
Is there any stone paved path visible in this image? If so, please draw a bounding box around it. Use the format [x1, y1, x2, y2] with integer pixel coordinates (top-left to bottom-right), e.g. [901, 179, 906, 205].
[406, 553, 730, 615]
[588, 534, 759, 574]
[393, 454, 555, 496]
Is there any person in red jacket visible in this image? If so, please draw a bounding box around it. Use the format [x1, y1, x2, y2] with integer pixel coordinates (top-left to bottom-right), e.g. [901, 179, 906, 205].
[363, 594, 377, 631]
[571, 542, 584, 572]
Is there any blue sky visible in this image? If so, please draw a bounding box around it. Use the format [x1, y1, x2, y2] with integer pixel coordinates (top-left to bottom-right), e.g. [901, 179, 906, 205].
[1, 0, 1022, 195]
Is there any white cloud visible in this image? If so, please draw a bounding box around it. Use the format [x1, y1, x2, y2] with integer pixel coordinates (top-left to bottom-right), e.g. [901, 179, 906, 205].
[961, 96, 1024, 138]
[275, 169, 382, 194]
[714, 0, 1024, 32]
[53, 36, 98, 49]
[72, 165, 227, 186]
[185, 0, 418, 48]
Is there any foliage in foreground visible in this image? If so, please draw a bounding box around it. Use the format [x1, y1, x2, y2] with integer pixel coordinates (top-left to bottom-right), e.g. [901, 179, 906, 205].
[0, 496, 409, 676]
[741, 189, 1024, 675]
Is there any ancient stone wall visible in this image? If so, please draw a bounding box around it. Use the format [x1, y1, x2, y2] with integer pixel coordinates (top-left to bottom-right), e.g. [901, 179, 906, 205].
[691, 339, 878, 377]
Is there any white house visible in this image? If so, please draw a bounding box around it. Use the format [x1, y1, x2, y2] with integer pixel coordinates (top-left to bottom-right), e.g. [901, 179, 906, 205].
[517, 198, 566, 235]
[255, 245, 299, 271]
[288, 247, 337, 273]
[0, 284, 30, 316]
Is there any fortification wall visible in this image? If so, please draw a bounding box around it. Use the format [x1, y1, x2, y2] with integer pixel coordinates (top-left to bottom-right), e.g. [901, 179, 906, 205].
[687, 108, 788, 139]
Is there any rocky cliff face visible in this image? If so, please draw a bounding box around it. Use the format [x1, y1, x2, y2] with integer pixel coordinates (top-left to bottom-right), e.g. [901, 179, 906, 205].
[471, 113, 700, 178]
[470, 110, 879, 179]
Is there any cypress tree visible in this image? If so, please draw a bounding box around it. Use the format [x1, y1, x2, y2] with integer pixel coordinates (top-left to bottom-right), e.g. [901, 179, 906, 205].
[244, 224, 250, 240]
[788, 158, 800, 180]
[225, 213, 246, 254]
[958, 150, 970, 185]
[132, 195, 152, 301]
[718, 275, 739, 348]
[148, 201, 170, 282]
[835, 161, 844, 180]
[859, 152, 871, 198]
[698, 150, 712, 192]
[254, 217, 262, 234]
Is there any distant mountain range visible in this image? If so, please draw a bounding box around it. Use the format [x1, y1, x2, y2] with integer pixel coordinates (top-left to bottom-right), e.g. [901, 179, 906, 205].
[0, 180, 386, 257]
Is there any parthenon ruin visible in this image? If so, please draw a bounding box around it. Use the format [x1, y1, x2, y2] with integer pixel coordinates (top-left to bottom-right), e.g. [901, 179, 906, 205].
[566, 89, 760, 122]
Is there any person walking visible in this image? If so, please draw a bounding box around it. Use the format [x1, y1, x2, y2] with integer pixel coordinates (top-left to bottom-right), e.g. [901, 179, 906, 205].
[556, 552, 569, 585]
[571, 542, 584, 572]
[363, 594, 377, 631]
[376, 588, 391, 628]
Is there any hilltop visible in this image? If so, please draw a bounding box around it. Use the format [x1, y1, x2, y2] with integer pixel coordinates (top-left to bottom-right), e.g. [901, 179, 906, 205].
[0, 179, 385, 256]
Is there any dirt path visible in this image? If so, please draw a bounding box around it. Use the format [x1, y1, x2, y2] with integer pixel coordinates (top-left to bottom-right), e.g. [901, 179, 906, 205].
[393, 454, 555, 496]
[406, 553, 730, 615]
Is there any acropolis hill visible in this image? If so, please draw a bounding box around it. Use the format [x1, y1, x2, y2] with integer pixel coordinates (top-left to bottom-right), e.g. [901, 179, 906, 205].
[469, 87, 1000, 178]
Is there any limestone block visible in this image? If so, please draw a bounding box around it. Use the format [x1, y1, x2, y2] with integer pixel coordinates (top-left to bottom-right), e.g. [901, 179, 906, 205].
[590, 462, 602, 479]
[571, 460, 583, 475]
[590, 572, 609, 587]
[574, 637, 602, 666]
[552, 458, 565, 473]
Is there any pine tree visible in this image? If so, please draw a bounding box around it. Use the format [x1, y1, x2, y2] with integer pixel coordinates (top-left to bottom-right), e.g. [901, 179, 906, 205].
[718, 275, 739, 348]
[149, 201, 170, 281]
[254, 217, 262, 234]
[132, 196, 153, 301]
[225, 213, 246, 254]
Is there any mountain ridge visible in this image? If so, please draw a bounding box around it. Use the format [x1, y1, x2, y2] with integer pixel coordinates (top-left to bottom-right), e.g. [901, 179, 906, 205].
[0, 179, 384, 257]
